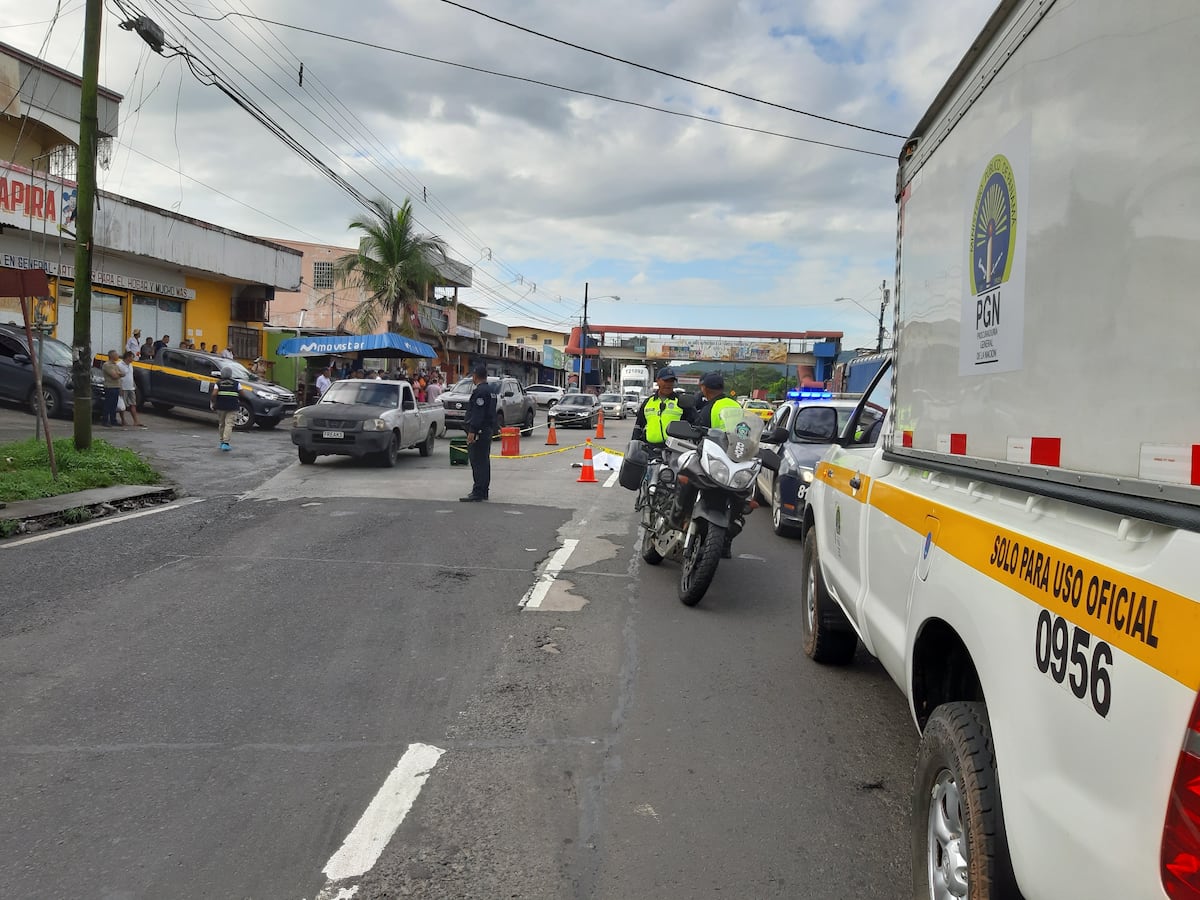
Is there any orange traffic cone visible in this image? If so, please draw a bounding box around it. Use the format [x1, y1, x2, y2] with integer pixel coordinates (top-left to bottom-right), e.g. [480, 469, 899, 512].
[545, 419, 558, 446]
[577, 439, 598, 483]
[595, 408, 606, 440]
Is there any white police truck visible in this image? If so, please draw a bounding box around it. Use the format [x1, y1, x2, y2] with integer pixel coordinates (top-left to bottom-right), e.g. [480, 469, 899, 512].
[801, 2, 1200, 897]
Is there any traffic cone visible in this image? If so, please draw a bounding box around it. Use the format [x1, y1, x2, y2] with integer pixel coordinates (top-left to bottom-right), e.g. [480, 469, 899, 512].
[545, 419, 558, 446]
[595, 408, 606, 440]
[577, 439, 598, 483]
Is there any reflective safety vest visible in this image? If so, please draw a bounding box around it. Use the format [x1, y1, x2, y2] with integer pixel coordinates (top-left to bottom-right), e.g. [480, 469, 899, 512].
[213, 378, 241, 411]
[707, 396, 742, 430]
[643, 395, 683, 443]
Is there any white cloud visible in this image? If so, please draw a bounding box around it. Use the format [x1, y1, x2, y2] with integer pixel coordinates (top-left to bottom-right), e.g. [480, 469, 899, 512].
[0, 0, 995, 338]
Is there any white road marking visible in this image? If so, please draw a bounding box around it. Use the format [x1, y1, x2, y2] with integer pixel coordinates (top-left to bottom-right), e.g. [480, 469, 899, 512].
[602, 471, 619, 488]
[1, 498, 206, 548]
[321, 743, 446, 884]
[519, 539, 580, 609]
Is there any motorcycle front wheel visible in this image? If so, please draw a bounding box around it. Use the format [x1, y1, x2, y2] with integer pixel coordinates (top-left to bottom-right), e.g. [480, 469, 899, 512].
[679, 520, 725, 606]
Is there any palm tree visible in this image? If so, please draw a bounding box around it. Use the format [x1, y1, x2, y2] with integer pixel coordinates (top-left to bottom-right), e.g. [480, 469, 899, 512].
[331, 198, 448, 338]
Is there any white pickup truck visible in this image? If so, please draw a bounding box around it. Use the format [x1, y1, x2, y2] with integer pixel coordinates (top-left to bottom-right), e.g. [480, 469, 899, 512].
[801, 2, 1200, 899]
[291, 379, 444, 467]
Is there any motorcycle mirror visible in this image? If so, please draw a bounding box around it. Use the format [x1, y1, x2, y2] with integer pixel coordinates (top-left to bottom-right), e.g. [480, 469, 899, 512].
[665, 420, 698, 440]
[757, 448, 782, 472]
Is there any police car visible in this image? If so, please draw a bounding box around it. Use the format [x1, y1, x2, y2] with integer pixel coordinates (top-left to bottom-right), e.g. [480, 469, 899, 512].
[757, 389, 859, 538]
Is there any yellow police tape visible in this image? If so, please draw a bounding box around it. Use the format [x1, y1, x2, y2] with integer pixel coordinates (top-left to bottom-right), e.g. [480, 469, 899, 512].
[487, 441, 627, 461]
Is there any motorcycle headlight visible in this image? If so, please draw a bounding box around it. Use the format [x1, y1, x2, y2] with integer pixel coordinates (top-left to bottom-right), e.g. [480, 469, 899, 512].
[293, 412, 307, 428]
[361, 418, 388, 432]
[730, 468, 755, 490]
[708, 459, 731, 486]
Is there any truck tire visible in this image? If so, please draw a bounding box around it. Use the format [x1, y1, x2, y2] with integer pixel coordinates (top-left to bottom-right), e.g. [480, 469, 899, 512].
[772, 480, 802, 538]
[523, 409, 535, 433]
[233, 401, 255, 430]
[256, 418, 281, 430]
[800, 527, 858, 664]
[151, 400, 173, 412]
[913, 701, 1019, 900]
[298, 448, 317, 465]
[418, 424, 436, 457]
[378, 432, 399, 468]
[679, 521, 724, 607]
[640, 526, 663, 565]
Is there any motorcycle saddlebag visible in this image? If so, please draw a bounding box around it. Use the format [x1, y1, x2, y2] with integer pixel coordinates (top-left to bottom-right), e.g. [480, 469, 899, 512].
[618, 440, 649, 491]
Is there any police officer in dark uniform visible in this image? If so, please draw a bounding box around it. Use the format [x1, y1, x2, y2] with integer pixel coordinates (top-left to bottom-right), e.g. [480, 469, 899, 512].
[461, 361, 497, 501]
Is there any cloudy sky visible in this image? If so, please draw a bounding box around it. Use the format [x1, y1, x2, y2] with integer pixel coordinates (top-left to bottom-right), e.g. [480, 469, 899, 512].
[4, 0, 996, 349]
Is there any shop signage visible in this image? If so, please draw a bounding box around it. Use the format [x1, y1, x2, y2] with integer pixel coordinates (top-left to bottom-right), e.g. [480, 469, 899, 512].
[0, 252, 195, 300]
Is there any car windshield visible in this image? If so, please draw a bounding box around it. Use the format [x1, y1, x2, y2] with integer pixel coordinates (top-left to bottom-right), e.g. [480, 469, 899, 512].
[33, 336, 73, 367]
[745, 400, 772, 409]
[528, 385, 554, 393]
[320, 381, 400, 408]
[447, 378, 474, 394]
[561, 394, 590, 404]
[221, 360, 256, 382]
[624, 394, 639, 401]
[599, 393, 621, 402]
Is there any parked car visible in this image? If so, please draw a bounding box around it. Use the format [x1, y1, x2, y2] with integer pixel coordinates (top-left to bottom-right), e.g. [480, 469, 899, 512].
[756, 393, 859, 537]
[113, 347, 297, 429]
[597, 392, 627, 420]
[622, 393, 641, 416]
[0, 323, 104, 418]
[740, 398, 775, 421]
[549, 393, 600, 429]
[440, 376, 536, 432]
[525, 383, 564, 408]
[291, 379, 444, 467]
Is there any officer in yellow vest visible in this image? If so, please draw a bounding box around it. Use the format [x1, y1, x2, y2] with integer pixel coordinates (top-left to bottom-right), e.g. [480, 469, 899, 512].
[634, 367, 692, 445]
[694, 372, 741, 430]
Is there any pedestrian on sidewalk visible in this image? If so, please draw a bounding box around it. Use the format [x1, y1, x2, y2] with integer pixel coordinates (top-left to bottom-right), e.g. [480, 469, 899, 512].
[210, 366, 240, 451]
[460, 361, 496, 502]
[125, 329, 142, 356]
[117, 351, 146, 428]
[100, 351, 123, 427]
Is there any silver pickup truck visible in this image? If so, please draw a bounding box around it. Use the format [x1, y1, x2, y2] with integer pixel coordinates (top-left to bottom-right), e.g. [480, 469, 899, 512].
[291, 379, 445, 467]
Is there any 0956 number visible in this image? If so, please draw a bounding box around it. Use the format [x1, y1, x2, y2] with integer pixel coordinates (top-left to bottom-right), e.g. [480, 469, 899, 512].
[1034, 609, 1113, 718]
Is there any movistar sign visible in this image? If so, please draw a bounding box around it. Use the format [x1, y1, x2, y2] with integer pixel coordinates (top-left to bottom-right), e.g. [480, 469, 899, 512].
[300, 339, 366, 353]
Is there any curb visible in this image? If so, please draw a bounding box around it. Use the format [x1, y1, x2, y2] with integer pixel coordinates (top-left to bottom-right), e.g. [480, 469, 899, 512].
[0, 484, 180, 540]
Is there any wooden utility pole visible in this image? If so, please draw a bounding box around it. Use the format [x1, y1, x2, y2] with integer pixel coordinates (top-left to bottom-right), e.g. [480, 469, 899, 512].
[71, 0, 103, 450]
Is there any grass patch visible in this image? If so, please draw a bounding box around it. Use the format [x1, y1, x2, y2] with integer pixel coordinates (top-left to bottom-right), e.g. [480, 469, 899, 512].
[0, 437, 161, 503]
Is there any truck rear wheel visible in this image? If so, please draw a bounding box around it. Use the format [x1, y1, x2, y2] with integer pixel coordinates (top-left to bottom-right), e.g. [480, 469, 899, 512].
[800, 528, 857, 664]
[913, 702, 1019, 900]
[418, 425, 436, 457]
[298, 449, 317, 465]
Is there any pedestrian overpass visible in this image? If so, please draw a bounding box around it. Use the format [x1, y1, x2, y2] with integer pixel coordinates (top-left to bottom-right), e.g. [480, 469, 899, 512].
[564, 325, 843, 386]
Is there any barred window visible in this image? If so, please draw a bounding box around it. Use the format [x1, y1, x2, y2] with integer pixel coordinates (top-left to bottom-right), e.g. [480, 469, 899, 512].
[226, 325, 261, 361]
[312, 260, 334, 291]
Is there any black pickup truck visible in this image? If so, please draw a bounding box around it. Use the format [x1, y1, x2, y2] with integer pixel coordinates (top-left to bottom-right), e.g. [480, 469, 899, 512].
[120, 347, 297, 429]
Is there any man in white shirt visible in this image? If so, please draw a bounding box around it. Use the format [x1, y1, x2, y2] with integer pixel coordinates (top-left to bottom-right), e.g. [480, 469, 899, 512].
[125, 329, 142, 356]
[315, 366, 332, 398]
[117, 350, 146, 427]
[221, 347, 235, 359]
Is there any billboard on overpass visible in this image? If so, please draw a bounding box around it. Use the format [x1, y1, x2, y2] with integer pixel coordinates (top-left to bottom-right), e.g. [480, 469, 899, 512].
[646, 339, 788, 363]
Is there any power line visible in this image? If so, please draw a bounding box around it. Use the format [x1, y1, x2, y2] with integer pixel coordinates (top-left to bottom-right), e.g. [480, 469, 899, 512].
[172, 8, 897, 159]
[435, 0, 908, 140]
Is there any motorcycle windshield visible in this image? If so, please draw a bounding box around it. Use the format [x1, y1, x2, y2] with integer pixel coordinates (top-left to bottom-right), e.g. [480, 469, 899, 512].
[719, 408, 764, 462]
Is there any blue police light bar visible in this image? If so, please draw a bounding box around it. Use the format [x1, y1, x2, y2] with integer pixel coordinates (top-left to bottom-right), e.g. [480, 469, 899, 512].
[788, 389, 834, 400]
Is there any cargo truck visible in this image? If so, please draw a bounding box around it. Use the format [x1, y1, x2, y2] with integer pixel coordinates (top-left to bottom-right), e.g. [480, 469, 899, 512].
[800, 2, 1200, 898]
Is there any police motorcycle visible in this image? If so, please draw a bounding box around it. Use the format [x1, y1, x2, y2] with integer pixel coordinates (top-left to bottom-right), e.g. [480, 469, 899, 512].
[622, 406, 780, 606]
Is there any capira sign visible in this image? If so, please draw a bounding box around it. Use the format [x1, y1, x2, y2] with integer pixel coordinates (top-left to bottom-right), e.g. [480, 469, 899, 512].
[0, 164, 76, 232]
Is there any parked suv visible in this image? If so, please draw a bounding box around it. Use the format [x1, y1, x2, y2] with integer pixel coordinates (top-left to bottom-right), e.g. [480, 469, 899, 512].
[0, 323, 104, 418]
[525, 383, 564, 408]
[440, 376, 536, 431]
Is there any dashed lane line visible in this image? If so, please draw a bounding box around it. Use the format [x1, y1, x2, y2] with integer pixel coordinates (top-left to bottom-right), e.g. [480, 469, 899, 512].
[519, 539, 581, 609]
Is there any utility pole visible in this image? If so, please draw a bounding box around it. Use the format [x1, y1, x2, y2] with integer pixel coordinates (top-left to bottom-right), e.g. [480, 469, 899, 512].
[71, 0, 103, 450]
[877, 279, 890, 354]
[581, 281, 589, 389]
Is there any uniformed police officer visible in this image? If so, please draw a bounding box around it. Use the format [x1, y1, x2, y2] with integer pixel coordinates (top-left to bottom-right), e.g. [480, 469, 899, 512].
[693, 372, 741, 430]
[461, 361, 497, 502]
[209, 366, 241, 451]
[633, 367, 694, 446]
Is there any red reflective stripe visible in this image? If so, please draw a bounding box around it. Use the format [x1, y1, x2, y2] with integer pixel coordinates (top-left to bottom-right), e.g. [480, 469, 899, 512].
[902, 430, 913, 448]
[1191, 446, 1200, 487]
[1030, 436, 1062, 467]
[949, 433, 967, 455]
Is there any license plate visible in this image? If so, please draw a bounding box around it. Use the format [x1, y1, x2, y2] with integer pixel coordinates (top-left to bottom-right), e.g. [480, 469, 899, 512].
[322, 430, 344, 439]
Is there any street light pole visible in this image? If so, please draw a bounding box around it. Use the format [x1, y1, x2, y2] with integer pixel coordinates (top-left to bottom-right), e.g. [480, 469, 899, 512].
[581, 281, 589, 389]
[877, 280, 889, 354]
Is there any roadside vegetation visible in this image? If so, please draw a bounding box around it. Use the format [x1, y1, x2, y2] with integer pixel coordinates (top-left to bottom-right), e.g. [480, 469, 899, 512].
[0, 437, 161, 503]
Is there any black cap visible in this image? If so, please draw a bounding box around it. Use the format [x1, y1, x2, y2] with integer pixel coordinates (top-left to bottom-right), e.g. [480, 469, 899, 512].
[655, 367, 677, 380]
[700, 372, 725, 389]
[471, 361, 488, 377]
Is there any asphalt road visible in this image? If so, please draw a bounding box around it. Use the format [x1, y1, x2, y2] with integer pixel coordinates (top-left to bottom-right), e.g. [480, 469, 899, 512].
[0, 402, 918, 899]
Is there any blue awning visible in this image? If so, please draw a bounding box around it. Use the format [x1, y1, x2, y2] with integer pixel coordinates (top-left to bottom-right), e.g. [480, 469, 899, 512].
[276, 333, 437, 358]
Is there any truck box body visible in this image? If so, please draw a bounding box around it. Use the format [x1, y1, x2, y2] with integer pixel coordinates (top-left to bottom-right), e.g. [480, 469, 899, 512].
[890, 0, 1200, 511]
[801, 2, 1200, 898]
